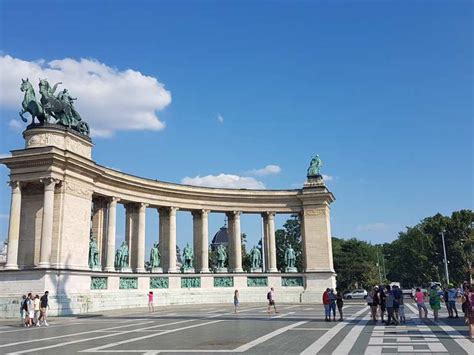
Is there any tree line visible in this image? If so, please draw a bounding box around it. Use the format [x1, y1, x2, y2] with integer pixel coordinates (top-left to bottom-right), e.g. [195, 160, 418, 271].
[272, 210, 473, 290]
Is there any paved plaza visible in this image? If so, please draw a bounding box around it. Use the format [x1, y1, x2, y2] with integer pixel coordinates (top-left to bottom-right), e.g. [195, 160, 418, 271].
[0, 301, 472, 355]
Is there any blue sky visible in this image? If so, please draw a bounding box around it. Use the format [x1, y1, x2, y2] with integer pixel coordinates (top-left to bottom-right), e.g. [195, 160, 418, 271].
[0, 1, 472, 255]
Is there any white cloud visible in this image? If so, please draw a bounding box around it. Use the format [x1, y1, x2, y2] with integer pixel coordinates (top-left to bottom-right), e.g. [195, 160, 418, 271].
[247, 164, 281, 176]
[0, 153, 11, 159]
[356, 222, 388, 232]
[0, 55, 171, 137]
[322, 174, 333, 181]
[8, 119, 23, 132]
[217, 114, 224, 123]
[181, 174, 265, 189]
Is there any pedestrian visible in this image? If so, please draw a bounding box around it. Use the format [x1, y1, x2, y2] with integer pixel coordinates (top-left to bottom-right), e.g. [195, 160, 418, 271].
[234, 289, 239, 313]
[33, 295, 41, 326]
[336, 288, 344, 321]
[38, 291, 49, 326]
[392, 285, 402, 324]
[148, 291, 154, 313]
[467, 284, 474, 339]
[447, 285, 459, 318]
[379, 286, 386, 323]
[267, 287, 278, 314]
[414, 287, 428, 319]
[398, 291, 406, 323]
[322, 288, 331, 321]
[371, 286, 380, 321]
[443, 287, 451, 317]
[429, 285, 442, 322]
[461, 283, 470, 324]
[385, 285, 396, 326]
[25, 293, 34, 327]
[329, 289, 337, 321]
[20, 295, 27, 327]
[366, 288, 374, 317]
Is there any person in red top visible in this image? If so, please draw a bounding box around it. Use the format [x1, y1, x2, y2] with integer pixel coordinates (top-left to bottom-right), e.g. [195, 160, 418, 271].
[322, 288, 331, 321]
[148, 291, 154, 313]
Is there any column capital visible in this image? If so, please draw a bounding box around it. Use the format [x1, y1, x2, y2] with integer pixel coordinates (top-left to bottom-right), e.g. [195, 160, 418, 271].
[201, 209, 210, 216]
[169, 206, 178, 215]
[226, 211, 241, 218]
[108, 196, 121, 206]
[40, 177, 61, 190]
[7, 180, 21, 192]
[139, 202, 149, 209]
[262, 211, 275, 218]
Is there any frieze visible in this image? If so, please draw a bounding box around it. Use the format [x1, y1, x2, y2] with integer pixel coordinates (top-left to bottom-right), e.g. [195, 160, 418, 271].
[303, 209, 326, 217]
[119, 277, 138, 289]
[150, 277, 169, 289]
[91, 277, 107, 290]
[181, 277, 201, 288]
[64, 181, 93, 199]
[214, 277, 234, 287]
[247, 277, 268, 287]
[281, 276, 304, 287]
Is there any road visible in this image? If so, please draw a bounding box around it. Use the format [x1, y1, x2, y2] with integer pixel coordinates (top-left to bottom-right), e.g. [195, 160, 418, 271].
[0, 302, 472, 354]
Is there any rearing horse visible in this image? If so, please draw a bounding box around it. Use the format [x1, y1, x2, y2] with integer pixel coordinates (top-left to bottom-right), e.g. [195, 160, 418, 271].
[19, 78, 45, 124]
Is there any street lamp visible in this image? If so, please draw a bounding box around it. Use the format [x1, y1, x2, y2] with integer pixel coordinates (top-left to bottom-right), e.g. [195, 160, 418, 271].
[440, 230, 450, 285]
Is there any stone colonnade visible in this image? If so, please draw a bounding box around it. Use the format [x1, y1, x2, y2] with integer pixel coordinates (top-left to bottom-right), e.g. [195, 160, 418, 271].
[1, 126, 335, 276]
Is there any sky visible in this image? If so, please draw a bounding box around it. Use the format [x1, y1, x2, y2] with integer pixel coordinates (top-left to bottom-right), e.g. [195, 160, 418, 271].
[0, 0, 472, 255]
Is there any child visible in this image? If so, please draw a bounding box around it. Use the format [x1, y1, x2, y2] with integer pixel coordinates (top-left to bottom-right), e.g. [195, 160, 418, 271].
[148, 291, 154, 313]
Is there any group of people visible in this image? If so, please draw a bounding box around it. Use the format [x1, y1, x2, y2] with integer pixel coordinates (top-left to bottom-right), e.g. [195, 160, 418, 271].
[322, 288, 344, 321]
[20, 291, 49, 327]
[366, 284, 405, 325]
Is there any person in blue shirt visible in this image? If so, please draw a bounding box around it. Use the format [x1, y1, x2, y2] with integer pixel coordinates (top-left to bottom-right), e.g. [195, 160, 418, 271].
[447, 285, 459, 318]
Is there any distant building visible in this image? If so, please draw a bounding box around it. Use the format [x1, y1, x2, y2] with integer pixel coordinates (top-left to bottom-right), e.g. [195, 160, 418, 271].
[210, 226, 229, 251]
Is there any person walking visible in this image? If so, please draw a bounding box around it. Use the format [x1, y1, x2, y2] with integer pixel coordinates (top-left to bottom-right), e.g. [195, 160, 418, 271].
[20, 295, 27, 327]
[38, 291, 49, 326]
[447, 285, 459, 318]
[148, 291, 154, 313]
[329, 289, 337, 321]
[385, 285, 396, 326]
[379, 286, 387, 323]
[322, 288, 331, 321]
[25, 293, 34, 327]
[33, 295, 41, 326]
[461, 283, 470, 324]
[443, 287, 451, 317]
[267, 287, 278, 314]
[392, 285, 402, 324]
[371, 286, 380, 321]
[336, 288, 344, 321]
[429, 285, 442, 322]
[398, 291, 406, 323]
[234, 289, 239, 314]
[467, 284, 474, 339]
[414, 287, 428, 319]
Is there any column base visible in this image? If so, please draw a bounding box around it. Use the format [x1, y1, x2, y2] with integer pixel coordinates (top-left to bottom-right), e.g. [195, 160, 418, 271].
[199, 268, 210, 273]
[104, 266, 115, 272]
[167, 268, 179, 273]
[250, 267, 263, 273]
[151, 267, 163, 273]
[135, 268, 146, 273]
[232, 267, 243, 273]
[285, 266, 298, 273]
[37, 262, 51, 268]
[119, 267, 132, 273]
[268, 268, 278, 273]
[4, 264, 19, 270]
[182, 268, 195, 273]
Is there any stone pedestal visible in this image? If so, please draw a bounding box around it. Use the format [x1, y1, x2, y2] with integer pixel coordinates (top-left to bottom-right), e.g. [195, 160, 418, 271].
[182, 268, 195, 273]
[90, 265, 102, 271]
[215, 267, 228, 273]
[251, 267, 263, 273]
[285, 266, 298, 273]
[119, 267, 132, 273]
[151, 267, 163, 273]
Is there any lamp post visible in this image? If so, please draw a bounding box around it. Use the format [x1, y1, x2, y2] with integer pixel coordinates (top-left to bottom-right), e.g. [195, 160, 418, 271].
[440, 230, 450, 285]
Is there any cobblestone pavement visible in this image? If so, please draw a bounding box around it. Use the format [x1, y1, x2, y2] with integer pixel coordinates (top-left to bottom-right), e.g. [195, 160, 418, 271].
[0, 302, 472, 354]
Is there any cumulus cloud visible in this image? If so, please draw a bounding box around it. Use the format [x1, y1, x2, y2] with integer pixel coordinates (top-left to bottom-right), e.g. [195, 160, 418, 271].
[356, 222, 388, 232]
[247, 164, 281, 176]
[217, 114, 224, 123]
[8, 119, 23, 132]
[0, 55, 171, 137]
[322, 174, 333, 181]
[181, 174, 265, 189]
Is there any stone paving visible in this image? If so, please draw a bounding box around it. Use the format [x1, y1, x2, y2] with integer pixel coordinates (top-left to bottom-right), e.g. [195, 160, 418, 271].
[0, 302, 472, 354]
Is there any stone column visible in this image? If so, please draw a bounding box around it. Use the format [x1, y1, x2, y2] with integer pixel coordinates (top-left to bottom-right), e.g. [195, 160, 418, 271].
[267, 212, 278, 272]
[91, 197, 108, 266]
[261, 213, 269, 272]
[136, 203, 148, 272]
[38, 178, 59, 268]
[192, 211, 202, 271]
[5, 181, 21, 270]
[226, 212, 235, 270]
[230, 211, 243, 272]
[167, 207, 178, 273]
[158, 208, 169, 270]
[104, 197, 120, 272]
[200, 210, 210, 273]
[124, 204, 136, 269]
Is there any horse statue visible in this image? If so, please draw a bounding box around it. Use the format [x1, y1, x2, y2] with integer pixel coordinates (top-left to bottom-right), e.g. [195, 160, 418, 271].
[38, 79, 90, 136]
[19, 78, 46, 124]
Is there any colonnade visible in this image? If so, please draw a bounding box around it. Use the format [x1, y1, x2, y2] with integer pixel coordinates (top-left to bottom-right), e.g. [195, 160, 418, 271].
[92, 198, 279, 273]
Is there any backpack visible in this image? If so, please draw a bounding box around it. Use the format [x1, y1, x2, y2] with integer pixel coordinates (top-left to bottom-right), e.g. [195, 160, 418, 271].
[267, 292, 271, 300]
[22, 299, 28, 311]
